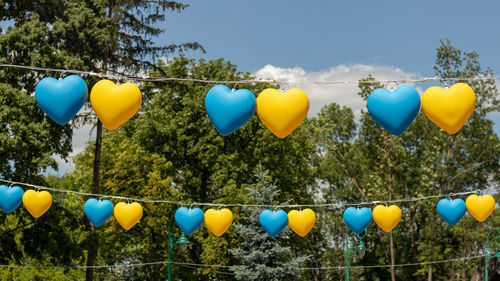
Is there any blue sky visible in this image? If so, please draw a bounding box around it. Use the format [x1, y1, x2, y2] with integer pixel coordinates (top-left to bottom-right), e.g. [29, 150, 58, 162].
[155, 0, 500, 130]
[158, 0, 500, 75]
[51, 0, 500, 173]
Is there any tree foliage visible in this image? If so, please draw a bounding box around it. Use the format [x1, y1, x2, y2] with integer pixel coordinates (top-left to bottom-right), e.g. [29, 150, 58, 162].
[229, 165, 307, 281]
[310, 39, 500, 281]
[0, 5, 498, 279]
[0, 1, 202, 279]
[62, 56, 316, 280]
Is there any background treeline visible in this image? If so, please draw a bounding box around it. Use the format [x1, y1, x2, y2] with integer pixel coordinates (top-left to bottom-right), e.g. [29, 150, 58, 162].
[0, 1, 498, 280]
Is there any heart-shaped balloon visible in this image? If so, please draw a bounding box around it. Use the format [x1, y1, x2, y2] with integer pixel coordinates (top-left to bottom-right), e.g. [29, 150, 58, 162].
[343, 207, 373, 234]
[422, 83, 476, 134]
[205, 85, 256, 135]
[114, 202, 143, 230]
[436, 198, 466, 226]
[287, 209, 316, 237]
[372, 205, 401, 232]
[256, 88, 309, 138]
[90, 80, 142, 130]
[367, 85, 421, 135]
[259, 209, 288, 237]
[465, 194, 495, 222]
[204, 208, 233, 237]
[0, 185, 24, 213]
[175, 207, 204, 235]
[22, 190, 52, 218]
[35, 75, 88, 125]
[84, 198, 114, 227]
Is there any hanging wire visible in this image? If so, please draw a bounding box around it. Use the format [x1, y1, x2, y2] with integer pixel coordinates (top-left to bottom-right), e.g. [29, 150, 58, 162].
[0, 64, 495, 274]
[0, 179, 497, 209]
[0, 254, 486, 271]
[299, 254, 486, 271]
[0, 64, 498, 85]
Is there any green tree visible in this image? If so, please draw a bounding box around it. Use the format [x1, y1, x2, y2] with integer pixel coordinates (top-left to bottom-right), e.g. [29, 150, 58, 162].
[310, 39, 500, 281]
[0, 1, 202, 280]
[229, 165, 308, 280]
[68, 56, 317, 280]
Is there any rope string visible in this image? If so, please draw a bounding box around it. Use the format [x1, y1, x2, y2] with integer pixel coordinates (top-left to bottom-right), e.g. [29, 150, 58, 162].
[0, 64, 498, 85]
[0, 255, 486, 271]
[0, 179, 496, 209]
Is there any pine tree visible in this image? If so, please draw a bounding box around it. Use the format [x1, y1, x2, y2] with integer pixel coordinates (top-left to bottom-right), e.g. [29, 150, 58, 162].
[229, 165, 308, 281]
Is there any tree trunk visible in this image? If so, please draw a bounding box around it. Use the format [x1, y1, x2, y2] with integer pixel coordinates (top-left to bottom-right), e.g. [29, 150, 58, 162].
[470, 257, 500, 281]
[428, 264, 432, 281]
[85, 1, 113, 279]
[404, 179, 421, 281]
[461, 224, 466, 281]
[390, 231, 396, 281]
[86, 120, 103, 281]
[408, 206, 421, 280]
[385, 144, 396, 281]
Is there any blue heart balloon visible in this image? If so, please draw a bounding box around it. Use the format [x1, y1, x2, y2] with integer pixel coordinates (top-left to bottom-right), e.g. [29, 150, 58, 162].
[259, 209, 288, 237]
[84, 198, 114, 227]
[0, 185, 24, 213]
[35, 75, 88, 125]
[175, 207, 204, 235]
[437, 198, 466, 226]
[205, 85, 256, 135]
[367, 85, 421, 136]
[343, 207, 373, 235]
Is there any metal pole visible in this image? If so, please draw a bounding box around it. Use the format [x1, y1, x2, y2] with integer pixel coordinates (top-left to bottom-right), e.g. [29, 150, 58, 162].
[167, 211, 175, 281]
[485, 227, 500, 281]
[485, 239, 489, 281]
[346, 235, 350, 281]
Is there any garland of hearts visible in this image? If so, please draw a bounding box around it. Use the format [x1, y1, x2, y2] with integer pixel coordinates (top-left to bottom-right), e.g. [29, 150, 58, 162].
[34, 76, 476, 137]
[0, 185, 494, 236]
[343, 194, 495, 235]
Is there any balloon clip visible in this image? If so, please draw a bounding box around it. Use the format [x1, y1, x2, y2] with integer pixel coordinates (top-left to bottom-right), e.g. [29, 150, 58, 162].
[386, 80, 398, 90]
[280, 81, 289, 92]
[113, 75, 122, 85]
[58, 71, 67, 81]
[442, 80, 450, 90]
[232, 81, 240, 92]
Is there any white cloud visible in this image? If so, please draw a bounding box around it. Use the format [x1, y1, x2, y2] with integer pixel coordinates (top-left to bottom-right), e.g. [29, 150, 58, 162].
[254, 64, 418, 115]
[45, 123, 94, 175]
[50, 64, 500, 175]
[47, 63, 419, 175]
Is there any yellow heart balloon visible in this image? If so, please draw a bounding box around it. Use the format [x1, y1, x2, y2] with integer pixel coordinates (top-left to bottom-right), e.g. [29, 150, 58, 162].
[287, 209, 316, 237]
[90, 79, 142, 130]
[466, 194, 495, 222]
[256, 88, 309, 138]
[114, 202, 143, 230]
[372, 205, 401, 232]
[22, 189, 52, 218]
[204, 208, 233, 236]
[421, 83, 476, 134]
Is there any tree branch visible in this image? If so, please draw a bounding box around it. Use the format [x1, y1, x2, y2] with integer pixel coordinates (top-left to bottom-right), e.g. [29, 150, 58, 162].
[447, 159, 493, 185]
